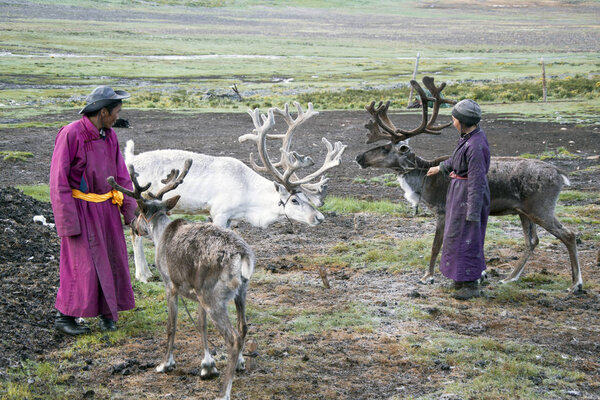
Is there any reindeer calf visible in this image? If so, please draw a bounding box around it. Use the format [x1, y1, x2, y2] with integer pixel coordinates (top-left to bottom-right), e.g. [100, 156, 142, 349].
[109, 159, 254, 400]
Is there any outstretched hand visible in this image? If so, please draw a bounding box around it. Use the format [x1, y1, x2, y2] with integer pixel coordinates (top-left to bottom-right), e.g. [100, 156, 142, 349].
[426, 166, 440, 176]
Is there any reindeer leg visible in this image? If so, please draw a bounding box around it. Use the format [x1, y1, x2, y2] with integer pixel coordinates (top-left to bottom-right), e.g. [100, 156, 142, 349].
[207, 303, 243, 400]
[211, 213, 230, 229]
[131, 230, 152, 283]
[234, 282, 248, 371]
[420, 213, 444, 284]
[501, 214, 538, 284]
[532, 214, 583, 293]
[156, 288, 178, 373]
[198, 305, 219, 380]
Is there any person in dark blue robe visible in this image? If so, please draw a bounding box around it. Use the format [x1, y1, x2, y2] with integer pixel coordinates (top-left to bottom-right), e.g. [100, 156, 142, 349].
[426, 99, 491, 300]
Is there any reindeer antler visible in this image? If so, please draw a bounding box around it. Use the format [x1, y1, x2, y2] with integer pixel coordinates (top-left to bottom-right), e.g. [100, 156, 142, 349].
[147, 159, 193, 200]
[421, 76, 456, 132]
[239, 102, 346, 203]
[364, 76, 457, 143]
[107, 164, 151, 199]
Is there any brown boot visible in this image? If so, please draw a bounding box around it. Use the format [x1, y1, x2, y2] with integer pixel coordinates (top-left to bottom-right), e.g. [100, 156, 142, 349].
[452, 281, 481, 300]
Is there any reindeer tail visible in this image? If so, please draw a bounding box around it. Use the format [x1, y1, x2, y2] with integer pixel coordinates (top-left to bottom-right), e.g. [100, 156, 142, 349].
[561, 173, 571, 187]
[240, 253, 255, 281]
[124, 140, 135, 165]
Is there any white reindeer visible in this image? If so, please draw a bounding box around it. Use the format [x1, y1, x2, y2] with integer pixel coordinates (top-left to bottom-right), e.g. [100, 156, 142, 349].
[126, 102, 346, 282]
[109, 160, 253, 400]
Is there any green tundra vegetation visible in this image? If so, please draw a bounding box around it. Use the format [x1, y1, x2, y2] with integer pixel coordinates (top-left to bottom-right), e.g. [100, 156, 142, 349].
[1, 0, 599, 126]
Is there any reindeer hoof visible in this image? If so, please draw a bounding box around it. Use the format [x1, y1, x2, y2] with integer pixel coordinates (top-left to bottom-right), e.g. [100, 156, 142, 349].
[236, 356, 246, 372]
[200, 363, 219, 380]
[136, 272, 153, 283]
[567, 283, 584, 294]
[156, 362, 175, 373]
[418, 276, 434, 285]
[478, 271, 488, 286]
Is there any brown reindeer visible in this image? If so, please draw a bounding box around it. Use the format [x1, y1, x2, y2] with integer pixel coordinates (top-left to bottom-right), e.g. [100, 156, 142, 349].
[355, 77, 583, 292]
[108, 160, 254, 400]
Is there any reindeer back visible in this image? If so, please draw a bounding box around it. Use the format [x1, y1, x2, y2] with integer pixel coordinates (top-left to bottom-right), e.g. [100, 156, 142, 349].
[157, 219, 254, 294]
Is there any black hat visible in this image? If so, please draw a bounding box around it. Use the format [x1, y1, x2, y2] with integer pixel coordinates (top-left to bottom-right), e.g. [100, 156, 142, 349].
[452, 99, 481, 126]
[79, 86, 130, 114]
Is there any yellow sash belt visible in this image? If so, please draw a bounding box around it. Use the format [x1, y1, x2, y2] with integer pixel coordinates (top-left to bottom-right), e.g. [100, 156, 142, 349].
[72, 189, 124, 207]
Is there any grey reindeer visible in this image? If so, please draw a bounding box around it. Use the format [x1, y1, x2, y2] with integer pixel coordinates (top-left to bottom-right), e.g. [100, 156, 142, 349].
[355, 77, 583, 292]
[108, 159, 254, 400]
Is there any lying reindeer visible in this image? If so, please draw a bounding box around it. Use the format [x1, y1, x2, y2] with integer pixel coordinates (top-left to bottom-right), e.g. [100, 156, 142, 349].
[126, 102, 346, 282]
[108, 160, 254, 400]
[355, 77, 583, 292]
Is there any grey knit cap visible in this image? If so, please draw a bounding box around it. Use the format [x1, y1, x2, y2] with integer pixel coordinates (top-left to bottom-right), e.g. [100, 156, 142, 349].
[79, 86, 130, 114]
[452, 99, 481, 126]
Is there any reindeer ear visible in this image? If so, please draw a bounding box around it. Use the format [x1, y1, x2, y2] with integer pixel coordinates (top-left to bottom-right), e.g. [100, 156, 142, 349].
[164, 195, 181, 211]
[273, 182, 286, 194]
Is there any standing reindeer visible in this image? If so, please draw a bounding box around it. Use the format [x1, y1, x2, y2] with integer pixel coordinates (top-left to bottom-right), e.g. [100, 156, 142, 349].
[108, 160, 254, 400]
[355, 77, 583, 292]
[126, 102, 346, 282]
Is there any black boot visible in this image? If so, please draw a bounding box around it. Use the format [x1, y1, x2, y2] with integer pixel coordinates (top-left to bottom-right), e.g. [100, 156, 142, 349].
[452, 280, 481, 300]
[54, 311, 91, 336]
[99, 315, 117, 332]
[451, 281, 464, 290]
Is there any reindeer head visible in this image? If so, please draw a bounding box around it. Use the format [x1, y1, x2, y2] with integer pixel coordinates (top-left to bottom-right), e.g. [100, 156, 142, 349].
[356, 142, 417, 173]
[107, 159, 193, 236]
[272, 182, 324, 226]
[239, 102, 346, 225]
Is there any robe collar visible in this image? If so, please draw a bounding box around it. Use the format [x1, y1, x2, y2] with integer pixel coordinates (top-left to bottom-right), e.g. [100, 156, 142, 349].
[460, 126, 481, 141]
[81, 115, 113, 141]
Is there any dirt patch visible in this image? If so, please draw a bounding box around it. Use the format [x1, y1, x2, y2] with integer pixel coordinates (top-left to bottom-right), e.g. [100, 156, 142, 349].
[0, 187, 62, 370]
[1, 110, 599, 398]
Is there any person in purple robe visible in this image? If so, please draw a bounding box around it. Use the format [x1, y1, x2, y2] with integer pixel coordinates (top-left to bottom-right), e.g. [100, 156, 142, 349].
[50, 86, 138, 335]
[426, 99, 491, 300]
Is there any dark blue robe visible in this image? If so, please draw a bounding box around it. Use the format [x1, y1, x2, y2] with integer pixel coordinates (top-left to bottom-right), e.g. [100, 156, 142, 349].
[439, 127, 491, 282]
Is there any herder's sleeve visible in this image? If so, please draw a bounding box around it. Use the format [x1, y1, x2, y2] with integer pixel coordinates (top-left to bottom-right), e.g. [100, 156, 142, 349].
[114, 140, 137, 224]
[49, 127, 81, 237]
[438, 157, 453, 176]
[465, 142, 488, 222]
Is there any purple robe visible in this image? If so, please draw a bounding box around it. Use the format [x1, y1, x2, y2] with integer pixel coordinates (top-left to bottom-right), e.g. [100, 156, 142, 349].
[49, 116, 137, 321]
[439, 127, 491, 282]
